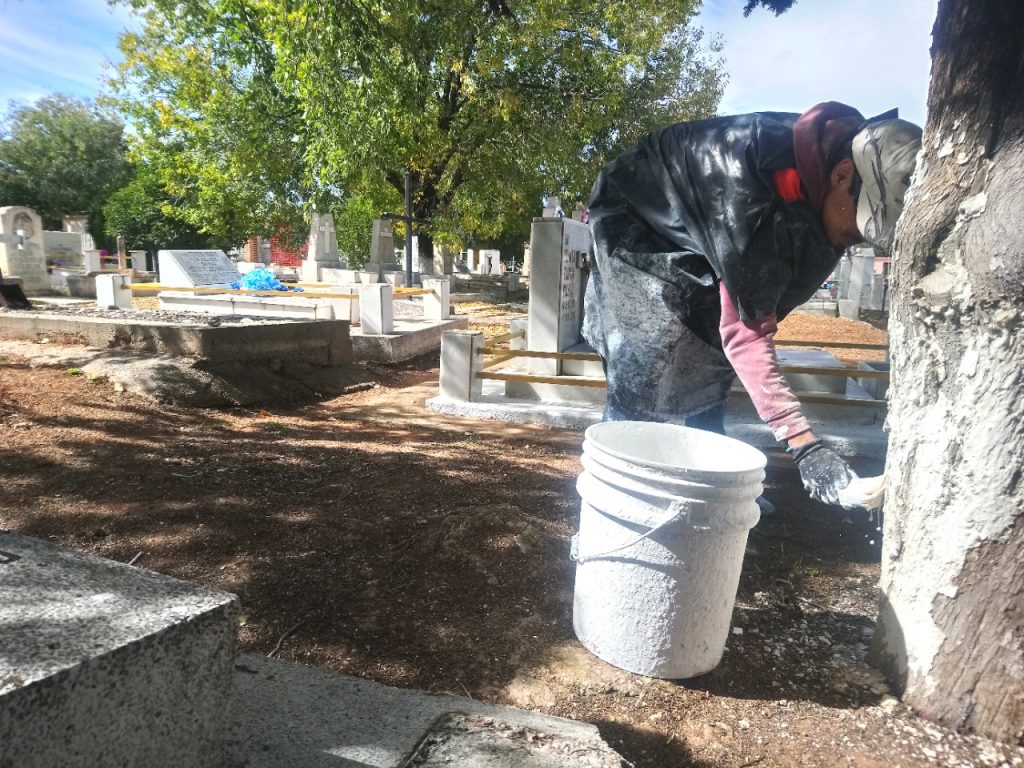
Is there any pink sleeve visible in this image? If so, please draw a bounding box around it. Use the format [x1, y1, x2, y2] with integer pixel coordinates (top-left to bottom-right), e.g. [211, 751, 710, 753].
[719, 281, 811, 442]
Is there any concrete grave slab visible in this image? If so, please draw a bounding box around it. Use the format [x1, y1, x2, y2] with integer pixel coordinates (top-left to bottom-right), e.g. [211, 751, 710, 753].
[227, 655, 622, 768]
[352, 316, 469, 363]
[0, 533, 239, 768]
[0, 312, 351, 365]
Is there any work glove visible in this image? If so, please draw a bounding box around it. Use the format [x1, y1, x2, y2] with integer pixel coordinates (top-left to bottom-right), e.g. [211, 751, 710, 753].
[791, 439, 856, 505]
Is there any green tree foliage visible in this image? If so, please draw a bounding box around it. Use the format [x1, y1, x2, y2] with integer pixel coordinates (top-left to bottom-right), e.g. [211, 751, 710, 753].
[111, 0, 723, 258]
[110, 2, 309, 246]
[0, 95, 130, 228]
[102, 163, 220, 254]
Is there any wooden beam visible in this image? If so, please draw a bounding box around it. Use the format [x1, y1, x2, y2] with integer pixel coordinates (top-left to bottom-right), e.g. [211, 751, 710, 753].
[776, 339, 889, 351]
[781, 365, 889, 380]
[126, 284, 358, 299]
[478, 371, 608, 388]
[478, 347, 601, 361]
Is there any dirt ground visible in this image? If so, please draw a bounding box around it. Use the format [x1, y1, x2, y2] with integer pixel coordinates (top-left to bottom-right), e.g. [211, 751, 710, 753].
[1, 305, 1020, 768]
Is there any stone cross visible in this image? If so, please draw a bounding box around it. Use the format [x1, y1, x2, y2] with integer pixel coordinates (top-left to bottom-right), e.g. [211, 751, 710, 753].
[308, 213, 341, 263]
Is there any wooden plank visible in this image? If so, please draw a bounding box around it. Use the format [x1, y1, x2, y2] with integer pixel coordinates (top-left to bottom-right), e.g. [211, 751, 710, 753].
[477, 349, 886, 378]
[478, 348, 602, 361]
[478, 371, 608, 388]
[126, 284, 358, 299]
[776, 339, 889, 351]
[477, 369, 885, 405]
[781, 365, 889, 380]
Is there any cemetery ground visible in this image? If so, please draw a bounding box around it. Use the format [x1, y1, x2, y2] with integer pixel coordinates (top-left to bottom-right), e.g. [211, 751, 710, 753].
[1, 304, 1020, 768]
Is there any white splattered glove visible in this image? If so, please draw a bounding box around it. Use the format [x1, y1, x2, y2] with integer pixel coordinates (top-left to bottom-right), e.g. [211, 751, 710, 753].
[791, 439, 857, 505]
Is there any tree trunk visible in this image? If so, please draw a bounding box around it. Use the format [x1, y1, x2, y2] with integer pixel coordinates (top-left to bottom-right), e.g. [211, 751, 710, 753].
[871, 0, 1024, 743]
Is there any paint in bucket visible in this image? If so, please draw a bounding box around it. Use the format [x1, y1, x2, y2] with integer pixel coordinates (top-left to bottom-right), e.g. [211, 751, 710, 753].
[572, 421, 765, 678]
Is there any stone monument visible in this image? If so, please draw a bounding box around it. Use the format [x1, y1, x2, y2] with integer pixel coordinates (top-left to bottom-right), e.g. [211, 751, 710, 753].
[0, 206, 49, 293]
[525, 216, 592, 376]
[63, 213, 96, 251]
[364, 218, 395, 282]
[433, 245, 455, 276]
[157, 249, 241, 287]
[300, 212, 345, 283]
[477, 249, 502, 275]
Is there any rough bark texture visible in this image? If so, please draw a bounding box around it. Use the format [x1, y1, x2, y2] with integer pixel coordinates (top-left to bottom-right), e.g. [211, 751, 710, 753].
[871, 0, 1024, 744]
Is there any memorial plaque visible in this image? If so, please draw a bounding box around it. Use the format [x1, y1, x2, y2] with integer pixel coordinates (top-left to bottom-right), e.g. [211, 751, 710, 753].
[157, 250, 241, 287]
[558, 249, 584, 351]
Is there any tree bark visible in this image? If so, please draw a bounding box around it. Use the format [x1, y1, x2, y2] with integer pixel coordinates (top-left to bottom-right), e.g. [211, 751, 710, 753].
[871, 0, 1024, 744]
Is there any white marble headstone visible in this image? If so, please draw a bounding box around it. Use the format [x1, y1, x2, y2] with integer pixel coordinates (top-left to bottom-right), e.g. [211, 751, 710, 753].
[157, 250, 241, 287]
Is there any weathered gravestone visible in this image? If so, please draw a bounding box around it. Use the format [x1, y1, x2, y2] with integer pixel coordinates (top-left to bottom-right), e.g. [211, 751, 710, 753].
[839, 246, 876, 320]
[301, 212, 345, 283]
[0, 206, 49, 293]
[525, 217, 592, 376]
[158, 249, 241, 288]
[363, 218, 395, 283]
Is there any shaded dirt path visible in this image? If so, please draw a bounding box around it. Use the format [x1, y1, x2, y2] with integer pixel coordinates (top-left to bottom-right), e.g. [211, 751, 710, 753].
[0, 338, 1018, 767]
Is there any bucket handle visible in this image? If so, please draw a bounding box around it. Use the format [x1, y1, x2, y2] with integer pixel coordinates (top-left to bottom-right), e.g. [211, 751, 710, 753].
[571, 501, 700, 564]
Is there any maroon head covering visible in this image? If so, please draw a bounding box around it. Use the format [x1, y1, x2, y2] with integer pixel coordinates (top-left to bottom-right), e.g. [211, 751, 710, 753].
[792, 101, 865, 212]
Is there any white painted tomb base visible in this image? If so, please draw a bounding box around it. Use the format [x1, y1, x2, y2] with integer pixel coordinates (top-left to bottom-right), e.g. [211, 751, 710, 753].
[159, 291, 357, 322]
[427, 338, 887, 459]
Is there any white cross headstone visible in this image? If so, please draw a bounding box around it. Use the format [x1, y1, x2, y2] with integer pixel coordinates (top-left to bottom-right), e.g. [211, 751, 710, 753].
[302, 212, 344, 281]
[308, 213, 341, 262]
[157, 250, 241, 287]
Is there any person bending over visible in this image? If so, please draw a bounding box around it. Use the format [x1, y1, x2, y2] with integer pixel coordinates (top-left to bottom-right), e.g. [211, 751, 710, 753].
[582, 102, 921, 505]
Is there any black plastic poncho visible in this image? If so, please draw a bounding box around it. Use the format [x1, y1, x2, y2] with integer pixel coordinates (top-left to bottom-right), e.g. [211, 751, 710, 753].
[582, 112, 843, 422]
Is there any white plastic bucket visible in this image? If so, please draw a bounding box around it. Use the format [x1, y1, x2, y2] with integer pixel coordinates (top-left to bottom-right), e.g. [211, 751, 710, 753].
[572, 421, 766, 678]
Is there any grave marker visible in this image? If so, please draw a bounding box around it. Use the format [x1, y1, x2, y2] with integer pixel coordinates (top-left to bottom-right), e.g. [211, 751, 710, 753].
[157, 250, 241, 287]
[301, 212, 344, 282]
[527, 217, 592, 375]
[0, 206, 49, 293]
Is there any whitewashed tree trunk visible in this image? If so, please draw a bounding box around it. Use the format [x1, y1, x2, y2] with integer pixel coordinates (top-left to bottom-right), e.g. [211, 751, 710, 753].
[871, 0, 1024, 743]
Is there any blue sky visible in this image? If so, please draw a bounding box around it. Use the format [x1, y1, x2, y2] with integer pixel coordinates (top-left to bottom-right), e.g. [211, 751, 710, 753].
[1, 0, 936, 126]
[0, 0, 137, 107]
[697, 0, 937, 126]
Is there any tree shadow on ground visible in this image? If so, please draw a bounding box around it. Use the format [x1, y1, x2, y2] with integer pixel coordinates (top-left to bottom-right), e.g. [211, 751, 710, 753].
[1, 358, 897, 768]
[595, 719, 717, 768]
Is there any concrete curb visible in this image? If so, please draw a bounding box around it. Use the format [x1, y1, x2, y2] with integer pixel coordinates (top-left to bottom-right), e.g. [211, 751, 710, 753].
[228, 655, 622, 767]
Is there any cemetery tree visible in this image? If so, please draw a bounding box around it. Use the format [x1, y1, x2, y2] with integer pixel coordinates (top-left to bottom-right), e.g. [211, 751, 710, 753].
[112, 0, 723, 261]
[102, 163, 220, 254]
[751, 0, 1023, 743]
[110, 3, 311, 245]
[867, 0, 1024, 743]
[0, 95, 130, 228]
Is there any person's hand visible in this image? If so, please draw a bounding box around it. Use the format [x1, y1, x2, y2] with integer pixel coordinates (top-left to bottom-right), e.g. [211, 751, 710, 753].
[791, 439, 856, 505]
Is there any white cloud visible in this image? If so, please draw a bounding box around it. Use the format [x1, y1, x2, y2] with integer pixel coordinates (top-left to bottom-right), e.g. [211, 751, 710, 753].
[0, 0, 139, 104]
[697, 0, 936, 126]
